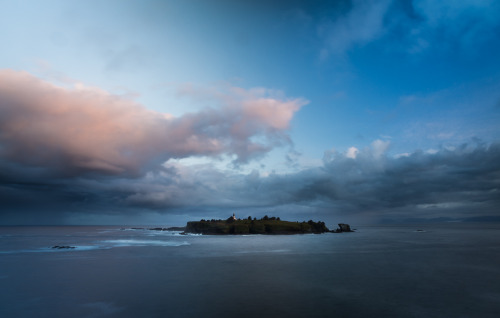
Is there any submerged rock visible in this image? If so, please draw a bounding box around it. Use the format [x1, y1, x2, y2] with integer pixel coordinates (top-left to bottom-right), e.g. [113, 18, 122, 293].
[148, 227, 186, 231]
[166, 227, 186, 231]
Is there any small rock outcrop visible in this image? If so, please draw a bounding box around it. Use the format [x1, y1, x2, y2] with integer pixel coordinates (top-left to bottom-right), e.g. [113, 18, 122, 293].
[52, 245, 76, 249]
[332, 223, 354, 233]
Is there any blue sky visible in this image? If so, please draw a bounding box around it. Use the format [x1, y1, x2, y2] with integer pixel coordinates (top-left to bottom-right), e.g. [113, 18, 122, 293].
[1, 0, 500, 225]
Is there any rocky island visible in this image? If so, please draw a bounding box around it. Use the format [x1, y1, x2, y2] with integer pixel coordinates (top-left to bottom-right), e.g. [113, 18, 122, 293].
[183, 214, 351, 235]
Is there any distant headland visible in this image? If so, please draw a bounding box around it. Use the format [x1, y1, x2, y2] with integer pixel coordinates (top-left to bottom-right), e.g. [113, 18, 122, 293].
[181, 214, 353, 235]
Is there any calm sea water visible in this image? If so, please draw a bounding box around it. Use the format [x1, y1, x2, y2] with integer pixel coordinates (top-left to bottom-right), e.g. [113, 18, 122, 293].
[1, 223, 499, 318]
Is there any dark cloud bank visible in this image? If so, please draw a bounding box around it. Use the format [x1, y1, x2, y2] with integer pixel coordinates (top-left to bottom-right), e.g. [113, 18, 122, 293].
[2, 140, 499, 225]
[1, 70, 499, 225]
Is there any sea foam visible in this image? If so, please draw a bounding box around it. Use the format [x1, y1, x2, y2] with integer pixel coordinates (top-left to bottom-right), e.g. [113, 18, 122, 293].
[102, 239, 190, 247]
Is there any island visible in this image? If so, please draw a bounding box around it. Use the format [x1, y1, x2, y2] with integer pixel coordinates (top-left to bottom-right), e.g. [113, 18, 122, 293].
[183, 214, 352, 235]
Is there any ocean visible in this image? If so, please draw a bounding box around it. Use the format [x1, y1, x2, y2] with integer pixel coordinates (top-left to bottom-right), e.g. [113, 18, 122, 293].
[1, 223, 499, 317]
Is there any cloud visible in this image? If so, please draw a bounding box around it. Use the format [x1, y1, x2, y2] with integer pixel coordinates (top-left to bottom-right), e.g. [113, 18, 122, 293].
[318, 0, 392, 57]
[345, 147, 359, 159]
[91, 140, 500, 222]
[318, 0, 500, 58]
[408, 0, 500, 54]
[370, 139, 390, 158]
[1, 133, 499, 224]
[0, 70, 306, 177]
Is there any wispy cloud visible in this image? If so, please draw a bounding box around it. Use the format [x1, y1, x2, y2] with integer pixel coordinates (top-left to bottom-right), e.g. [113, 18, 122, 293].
[318, 0, 391, 58]
[318, 0, 500, 58]
[409, 0, 500, 54]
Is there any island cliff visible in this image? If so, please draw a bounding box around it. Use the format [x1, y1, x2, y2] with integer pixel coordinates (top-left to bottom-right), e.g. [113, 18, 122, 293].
[184, 215, 330, 235]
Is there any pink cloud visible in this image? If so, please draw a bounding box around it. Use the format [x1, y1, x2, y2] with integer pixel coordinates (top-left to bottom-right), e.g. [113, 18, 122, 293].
[0, 70, 306, 177]
[242, 98, 300, 130]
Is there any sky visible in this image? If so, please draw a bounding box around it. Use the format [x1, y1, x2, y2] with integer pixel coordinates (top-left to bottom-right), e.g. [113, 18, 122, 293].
[1, 0, 500, 225]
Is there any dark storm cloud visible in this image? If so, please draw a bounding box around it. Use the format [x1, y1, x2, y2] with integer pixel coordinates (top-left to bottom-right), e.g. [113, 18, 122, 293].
[311, 143, 500, 212]
[94, 140, 500, 221]
[222, 141, 500, 220]
[2, 138, 499, 224]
